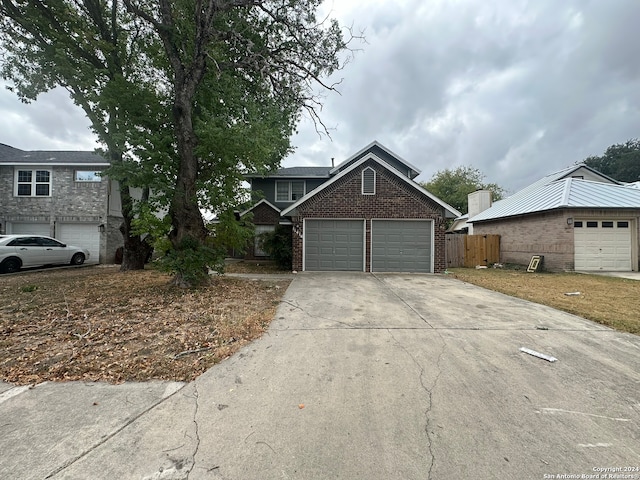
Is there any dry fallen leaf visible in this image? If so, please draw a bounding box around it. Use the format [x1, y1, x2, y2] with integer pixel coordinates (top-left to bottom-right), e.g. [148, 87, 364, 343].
[0, 267, 291, 385]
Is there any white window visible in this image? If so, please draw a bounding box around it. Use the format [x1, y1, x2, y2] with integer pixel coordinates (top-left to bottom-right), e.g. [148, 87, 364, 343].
[255, 225, 276, 256]
[15, 169, 51, 197]
[75, 170, 101, 182]
[362, 167, 376, 195]
[276, 180, 305, 202]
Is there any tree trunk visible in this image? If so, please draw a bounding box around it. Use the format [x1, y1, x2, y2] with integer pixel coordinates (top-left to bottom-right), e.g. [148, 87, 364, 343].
[169, 91, 207, 243]
[108, 149, 152, 271]
[167, 91, 208, 286]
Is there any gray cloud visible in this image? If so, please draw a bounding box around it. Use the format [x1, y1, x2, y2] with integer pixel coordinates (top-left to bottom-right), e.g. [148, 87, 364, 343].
[0, 85, 97, 151]
[2, 0, 640, 196]
[289, 0, 640, 193]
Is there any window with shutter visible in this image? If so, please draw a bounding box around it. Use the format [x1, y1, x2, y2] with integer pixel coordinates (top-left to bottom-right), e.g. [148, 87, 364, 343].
[362, 167, 376, 195]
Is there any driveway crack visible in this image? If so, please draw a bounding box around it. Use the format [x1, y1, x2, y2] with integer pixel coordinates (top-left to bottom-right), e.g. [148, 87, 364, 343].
[280, 299, 356, 328]
[185, 385, 201, 479]
[387, 329, 446, 480]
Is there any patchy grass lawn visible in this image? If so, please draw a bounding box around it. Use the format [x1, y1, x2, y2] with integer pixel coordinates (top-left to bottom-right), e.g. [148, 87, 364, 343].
[449, 268, 640, 335]
[0, 265, 290, 385]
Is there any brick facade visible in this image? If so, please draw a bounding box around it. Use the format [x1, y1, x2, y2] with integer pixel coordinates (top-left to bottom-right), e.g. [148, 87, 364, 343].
[472, 208, 640, 271]
[244, 201, 282, 260]
[289, 160, 447, 272]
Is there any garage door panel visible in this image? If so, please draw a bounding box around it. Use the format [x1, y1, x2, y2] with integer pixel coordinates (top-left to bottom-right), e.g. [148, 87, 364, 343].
[305, 220, 364, 271]
[57, 223, 100, 264]
[371, 220, 432, 273]
[574, 219, 631, 271]
[10, 223, 50, 235]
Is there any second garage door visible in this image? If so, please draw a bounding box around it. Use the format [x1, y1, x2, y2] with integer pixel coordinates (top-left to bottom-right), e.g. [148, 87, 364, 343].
[305, 219, 364, 271]
[57, 223, 100, 264]
[371, 220, 433, 273]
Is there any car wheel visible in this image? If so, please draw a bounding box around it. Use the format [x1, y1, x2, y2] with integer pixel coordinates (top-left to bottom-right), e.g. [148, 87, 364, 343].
[1, 258, 21, 274]
[70, 253, 86, 265]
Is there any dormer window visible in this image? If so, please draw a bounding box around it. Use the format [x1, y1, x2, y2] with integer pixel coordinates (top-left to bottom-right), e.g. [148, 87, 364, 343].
[362, 167, 376, 195]
[276, 180, 305, 202]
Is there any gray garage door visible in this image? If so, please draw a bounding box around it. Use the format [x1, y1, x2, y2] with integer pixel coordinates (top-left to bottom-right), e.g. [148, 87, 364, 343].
[305, 219, 364, 271]
[371, 220, 432, 273]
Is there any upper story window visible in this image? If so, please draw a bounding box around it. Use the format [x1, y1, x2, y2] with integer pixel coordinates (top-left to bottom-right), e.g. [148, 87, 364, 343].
[15, 169, 51, 197]
[276, 180, 305, 202]
[75, 170, 101, 182]
[362, 167, 376, 195]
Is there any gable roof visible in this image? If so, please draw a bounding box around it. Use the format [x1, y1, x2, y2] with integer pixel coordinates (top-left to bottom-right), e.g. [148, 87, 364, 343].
[470, 178, 640, 223]
[240, 198, 280, 217]
[281, 152, 461, 218]
[0, 143, 108, 166]
[330, 140, 421, 179]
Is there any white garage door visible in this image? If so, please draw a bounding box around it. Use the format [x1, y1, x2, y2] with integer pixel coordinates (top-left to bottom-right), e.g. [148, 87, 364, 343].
[56, 223, 100, 264]
[10, 222, 50, 236]
[371, 220, 433, 273]
[574, 219, 632, 271]
[305, 219, 364, 271]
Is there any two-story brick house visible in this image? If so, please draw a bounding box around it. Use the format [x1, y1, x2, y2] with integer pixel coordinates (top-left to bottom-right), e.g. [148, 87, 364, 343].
[244, 141, 461, 273]
[0, 143, 124, 263]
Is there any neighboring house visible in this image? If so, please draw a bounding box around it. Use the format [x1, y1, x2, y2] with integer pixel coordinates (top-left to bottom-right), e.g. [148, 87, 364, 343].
[468, 164, 640, 272]
[244, 141, 461, 273]
[0, 143, 125, 264]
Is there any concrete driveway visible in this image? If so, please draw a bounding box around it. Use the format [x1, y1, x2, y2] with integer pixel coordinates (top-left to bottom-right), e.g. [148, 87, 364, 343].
[1, 273, 639, 479]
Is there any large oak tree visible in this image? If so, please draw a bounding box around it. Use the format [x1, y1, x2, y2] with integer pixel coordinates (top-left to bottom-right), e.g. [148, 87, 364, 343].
[0, 0, 158, 270]
[1, 0, 355, 286]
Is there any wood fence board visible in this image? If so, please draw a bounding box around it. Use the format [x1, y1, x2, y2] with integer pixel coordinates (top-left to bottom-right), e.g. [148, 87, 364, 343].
[446, 234, 500, 268]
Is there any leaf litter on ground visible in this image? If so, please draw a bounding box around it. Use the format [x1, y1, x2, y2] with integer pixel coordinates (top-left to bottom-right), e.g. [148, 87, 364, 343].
[0, 265, 290, 385]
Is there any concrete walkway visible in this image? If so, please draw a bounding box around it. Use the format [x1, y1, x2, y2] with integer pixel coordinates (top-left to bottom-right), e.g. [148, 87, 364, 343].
[578, 270, 640, 280]
[1, 273, 639, 479]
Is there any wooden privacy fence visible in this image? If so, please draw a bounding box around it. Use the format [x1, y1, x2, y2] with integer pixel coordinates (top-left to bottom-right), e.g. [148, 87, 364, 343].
[445, 234, 500, 268]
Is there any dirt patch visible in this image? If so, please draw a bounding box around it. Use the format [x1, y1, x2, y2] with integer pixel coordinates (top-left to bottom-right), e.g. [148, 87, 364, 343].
[0, 266, 290, 385]
[449, 268, 640, 335]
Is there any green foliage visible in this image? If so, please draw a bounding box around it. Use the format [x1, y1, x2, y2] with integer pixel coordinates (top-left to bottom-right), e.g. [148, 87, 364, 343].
[583, 139, 640, 183]
[259, 226, 293, 270]
[156, 235, 224, 287]
[209, 210, 255, 258]
[421, 166, 505, 214]
[0, 0, 356, 286]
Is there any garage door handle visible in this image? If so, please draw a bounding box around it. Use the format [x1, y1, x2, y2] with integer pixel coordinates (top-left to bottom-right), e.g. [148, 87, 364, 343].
[19, 247, 27, 250]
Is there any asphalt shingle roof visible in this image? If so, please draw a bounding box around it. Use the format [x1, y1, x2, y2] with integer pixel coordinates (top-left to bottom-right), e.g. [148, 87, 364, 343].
[246, 166, 332, 178]
[0, 143, 108, 165]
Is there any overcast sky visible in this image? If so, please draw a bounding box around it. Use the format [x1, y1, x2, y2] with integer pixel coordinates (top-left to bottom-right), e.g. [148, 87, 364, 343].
[2, 0, 640, 194]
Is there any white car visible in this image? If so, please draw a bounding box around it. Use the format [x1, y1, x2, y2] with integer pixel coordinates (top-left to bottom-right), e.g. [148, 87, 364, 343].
[0, 235, 90, 274]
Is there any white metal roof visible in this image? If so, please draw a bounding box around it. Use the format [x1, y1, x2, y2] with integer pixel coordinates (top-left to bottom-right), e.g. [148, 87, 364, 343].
[470, 178, 640, 223]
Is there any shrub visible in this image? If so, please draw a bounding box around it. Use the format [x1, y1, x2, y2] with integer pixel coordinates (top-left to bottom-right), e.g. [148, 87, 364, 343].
[259, 226, 292, 270]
